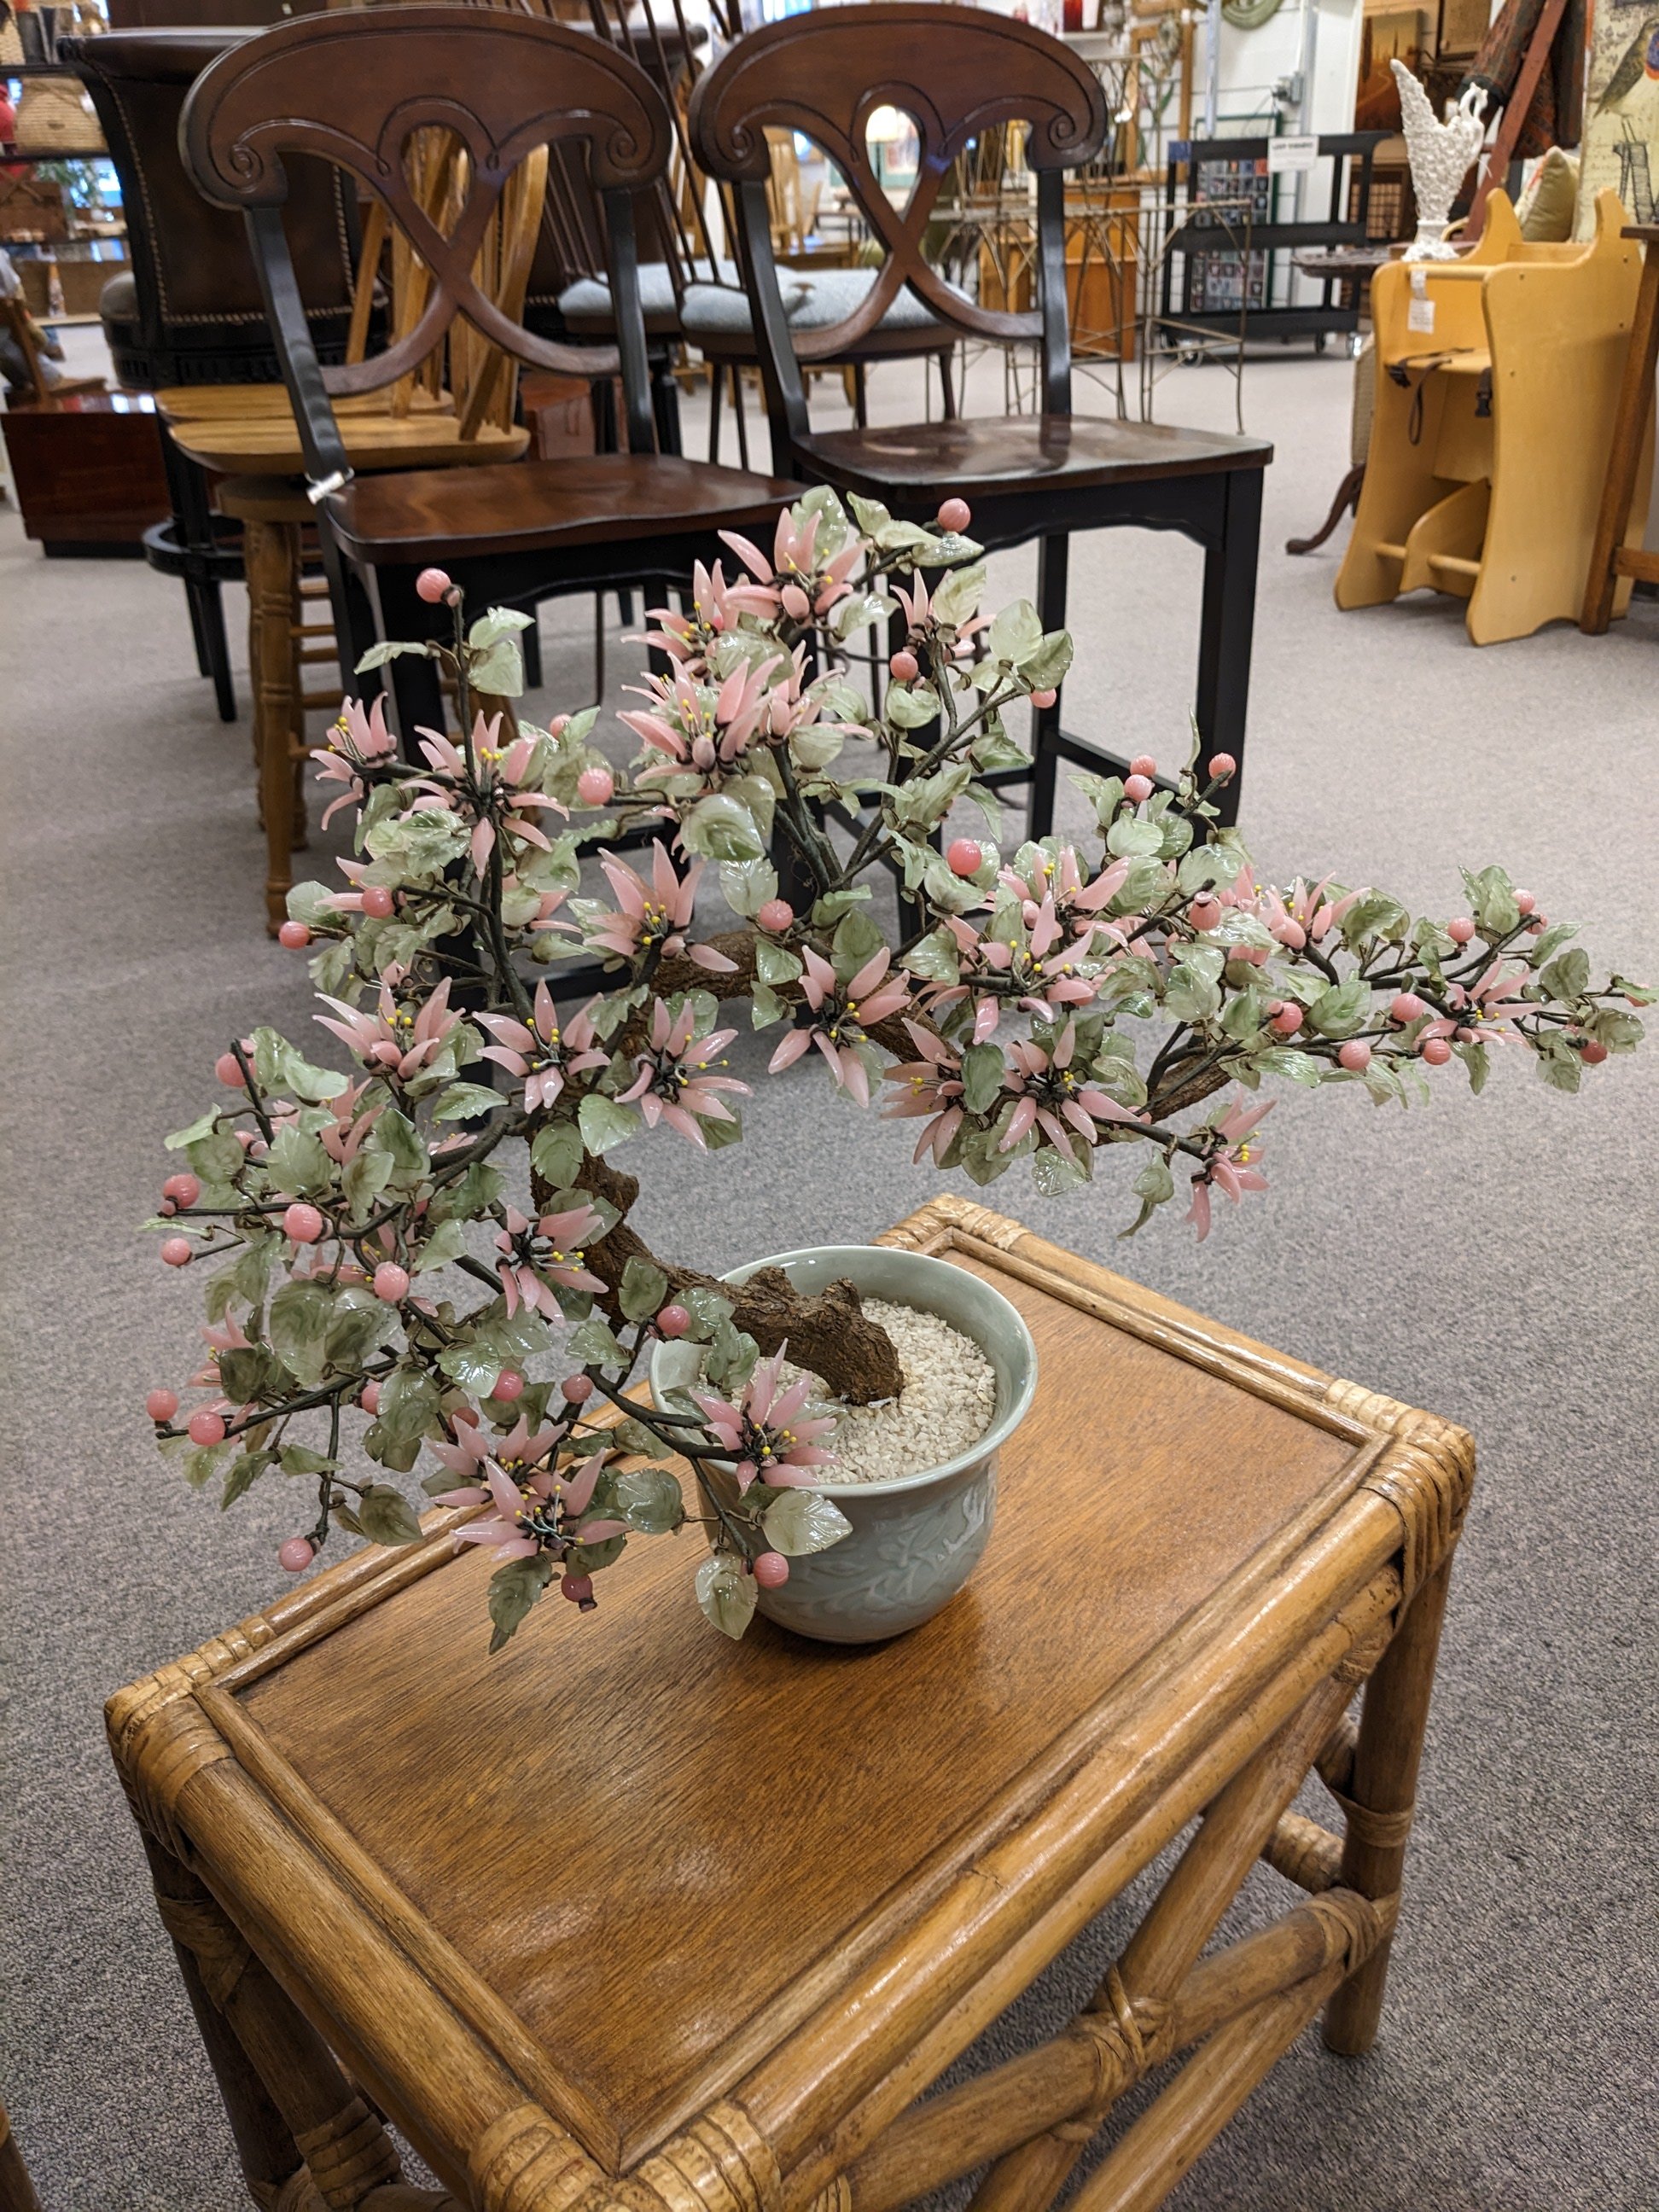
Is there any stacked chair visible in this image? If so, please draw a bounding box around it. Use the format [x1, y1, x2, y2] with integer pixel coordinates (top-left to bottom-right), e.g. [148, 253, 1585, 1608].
[178, 3, 793, 909]
[690, 3, 1272, 830]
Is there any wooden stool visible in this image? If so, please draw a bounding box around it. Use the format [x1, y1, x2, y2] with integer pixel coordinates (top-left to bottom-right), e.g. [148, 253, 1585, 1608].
[1581, 223, 1659, 633]
[108, 1196, 1475, 2212]
[215, 476, 338, 936]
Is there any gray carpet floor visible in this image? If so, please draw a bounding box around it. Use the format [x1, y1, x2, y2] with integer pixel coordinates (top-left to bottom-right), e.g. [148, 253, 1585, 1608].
[2, 352, 1656, 2211]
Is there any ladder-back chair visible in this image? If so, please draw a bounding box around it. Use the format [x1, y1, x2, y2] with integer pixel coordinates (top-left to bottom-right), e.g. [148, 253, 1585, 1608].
[690, 4, 1273, 831]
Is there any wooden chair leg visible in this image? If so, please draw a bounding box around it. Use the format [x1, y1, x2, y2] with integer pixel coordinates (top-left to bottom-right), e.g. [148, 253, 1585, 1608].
[1322, 1554, 1456, 2056]
[247, 517, 301, 936]
[1285, 463, 1365, 556]
[1194, 468, 1262, 833]
[1581, 252, 1659, 634]
[1026, 534, 1069, 840]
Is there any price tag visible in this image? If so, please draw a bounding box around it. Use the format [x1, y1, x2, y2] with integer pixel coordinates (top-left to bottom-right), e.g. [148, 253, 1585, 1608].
[1407, 268, 1435, 333]
[1268, 135, 1319, 173]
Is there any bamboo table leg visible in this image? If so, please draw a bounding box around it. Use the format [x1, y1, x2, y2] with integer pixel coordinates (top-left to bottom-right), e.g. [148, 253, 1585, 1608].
[1322, 1554, 1455, 2056]
[139, 1828, 454, 2212]
[0, 2098, 43, 2212]
[1581, 242, 1659, 635]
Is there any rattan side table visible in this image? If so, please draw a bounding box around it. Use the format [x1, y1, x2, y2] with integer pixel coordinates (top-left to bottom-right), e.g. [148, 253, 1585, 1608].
[107, 1195, 1475, 2212]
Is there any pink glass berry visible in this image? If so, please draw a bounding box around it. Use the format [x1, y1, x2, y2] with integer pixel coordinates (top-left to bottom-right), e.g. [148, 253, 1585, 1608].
[415, 568, 452, 604]
[215, 1051, 246, 1087]
[1030, 688, 1058, 710]
[1188, 894, 1221, 932]
[753, 1551, 791, 1589]
[162, 1173, 200, 1207]
[146, 1388, 179, 1424]
[946, 838, 983, 878]
[188, 1409, 226, 1447]
[1421, 1035, 1453, 1065]
[278, 1536, 315, 1574]
[561, 1375, 595, 1404]
[657, 1302, 691, 1339]
[158, 1197, 177, 1216]
[1337, 1040, 1372, 1071]
[492, 1369, 525, 1403]
[1208, 753, 1237, 781]
[358, 1380, 382, 1415]
[1271, 1003, 1304, 1035]
[1447, 917, 1476, 945]
[1514, 890, 1535, 916]
[277, 920, 311, 949]
[283, 1202, 324, 1244]
[1390, 992, 1426, 1023]
[1130, 754, 1158, 778]
[937, 497, 972, 533]
[1526, 914, 1547, 933]
[361, 885, 395, 922]
[577, 765, 615, 806]
[561, 1571, 595, 1606]
[889, 649, 919, 683]
[373, 1262, 410, 1303]
[757, 898, 795, 934]
[1580, 1038, 1610, 1064]
[161, 1237, 193, 1267]
[1123, 774, 1153, 803]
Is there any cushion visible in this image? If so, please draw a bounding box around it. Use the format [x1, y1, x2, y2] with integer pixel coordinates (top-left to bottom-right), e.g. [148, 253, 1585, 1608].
[1518, 148, 1579, 242]
[99, 268, 138, 326]
[681, 264, 943, 339]
[556, 258, 771, 322]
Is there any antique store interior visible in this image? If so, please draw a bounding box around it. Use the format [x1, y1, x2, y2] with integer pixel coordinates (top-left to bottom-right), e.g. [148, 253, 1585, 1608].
[1, 0, 1655, 2208]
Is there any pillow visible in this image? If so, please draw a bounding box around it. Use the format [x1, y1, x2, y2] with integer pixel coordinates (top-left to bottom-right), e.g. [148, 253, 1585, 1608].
[1517, 148, 1579, 242]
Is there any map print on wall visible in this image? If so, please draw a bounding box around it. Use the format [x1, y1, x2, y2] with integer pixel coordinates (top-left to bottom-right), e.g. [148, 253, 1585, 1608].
[1579, 0, 1659, 231]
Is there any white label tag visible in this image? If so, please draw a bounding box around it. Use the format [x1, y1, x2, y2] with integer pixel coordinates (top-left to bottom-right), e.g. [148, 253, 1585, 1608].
[1268, 134, 1319, 173]
[1407, 295, 1436, 333]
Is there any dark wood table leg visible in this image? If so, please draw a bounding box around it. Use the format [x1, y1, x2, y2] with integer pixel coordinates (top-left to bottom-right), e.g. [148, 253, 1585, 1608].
[1285, 463, 1364, 556]
[1581, 249, 1659, 635]
[1323, 1552, 1456, 2056]
[1194, 468, 1262, 831]
[0, 2098, 43, 2212]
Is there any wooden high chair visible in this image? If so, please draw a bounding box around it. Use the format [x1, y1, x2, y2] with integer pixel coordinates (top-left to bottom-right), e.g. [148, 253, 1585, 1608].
[1336, 191, 1649, 646]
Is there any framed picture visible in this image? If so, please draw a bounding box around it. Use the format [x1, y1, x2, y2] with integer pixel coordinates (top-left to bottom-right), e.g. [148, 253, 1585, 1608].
[1355, 7, 1429, 131]
[1436, 0, 1490, 62]
[1578, 0, 1659, 233]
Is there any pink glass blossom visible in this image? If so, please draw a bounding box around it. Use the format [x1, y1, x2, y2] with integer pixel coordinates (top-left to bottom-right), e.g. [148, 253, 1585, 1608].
[587, 841, 737, 973]
[475, 982, 608, 1112]
[615, 998, 748, 1147]
[494, 1202, 607, 1318]
[315, 975, 463, 1081]
[312, 696, 397, 829]
[768, 947, 909, 1106]
[693, 1343, 837, 1493]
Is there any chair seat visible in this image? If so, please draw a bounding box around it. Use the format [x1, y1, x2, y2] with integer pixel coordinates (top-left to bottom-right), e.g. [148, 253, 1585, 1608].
[560, 261, 947, 348]
[164, 405, 530, 477]
[328, 451, 795, 566]
[796, 413, 1273, 499]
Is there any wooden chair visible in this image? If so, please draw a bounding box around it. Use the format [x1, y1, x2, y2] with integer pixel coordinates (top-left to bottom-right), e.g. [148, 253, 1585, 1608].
[1339, 191, 1648, 646]
[179, 3, 792, 758]
[689, 4, 1273, 835]
[0, 291, 104, 404]
[1581, 221, 1659, 634]
[537, 0, 963, 470]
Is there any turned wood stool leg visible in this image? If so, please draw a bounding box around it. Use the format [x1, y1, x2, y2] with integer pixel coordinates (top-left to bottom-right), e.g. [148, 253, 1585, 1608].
[142, 1832, 405, 2210]
[1322, 1555, 1455, 2056]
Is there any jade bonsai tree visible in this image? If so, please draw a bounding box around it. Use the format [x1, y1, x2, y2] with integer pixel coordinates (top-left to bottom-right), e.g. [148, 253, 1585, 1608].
[144, 490, 1649, 1646]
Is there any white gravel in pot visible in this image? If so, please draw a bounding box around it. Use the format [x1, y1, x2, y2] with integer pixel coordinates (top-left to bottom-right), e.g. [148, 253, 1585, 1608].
[780, 1297, 997, 1485]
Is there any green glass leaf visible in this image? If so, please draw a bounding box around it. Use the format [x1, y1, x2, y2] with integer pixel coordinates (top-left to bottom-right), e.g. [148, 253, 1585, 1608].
[760, 1489, 852, 1557]
[578, 1093, 641, 1155]
[433, 1082, 503, 1123]
[620, 1256, 670, 1324]
[603, 1464, 686, 1535]
[164, 1109, 220, 1150]
[358, 1483, 425, 1548]
[960, 1042, 1006, 1117]
[487, 1552, 555, 1651]
[695, 1553, 759, 1639]
[530, 1121, 584, 1189]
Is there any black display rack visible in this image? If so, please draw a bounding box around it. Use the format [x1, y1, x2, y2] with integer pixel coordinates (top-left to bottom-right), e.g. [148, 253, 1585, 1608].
[1156, 130, 1388, 352]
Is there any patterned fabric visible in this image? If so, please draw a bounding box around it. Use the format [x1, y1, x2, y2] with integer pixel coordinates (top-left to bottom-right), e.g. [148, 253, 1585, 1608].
[1460, 0, 1586, 160]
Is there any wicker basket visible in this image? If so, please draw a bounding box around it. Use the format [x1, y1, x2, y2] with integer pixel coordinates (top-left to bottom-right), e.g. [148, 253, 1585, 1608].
[13, 75, 106, 155]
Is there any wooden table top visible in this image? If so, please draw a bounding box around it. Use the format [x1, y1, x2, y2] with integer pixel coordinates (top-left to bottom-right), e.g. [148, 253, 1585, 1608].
[110, 1196, 1472, 2193]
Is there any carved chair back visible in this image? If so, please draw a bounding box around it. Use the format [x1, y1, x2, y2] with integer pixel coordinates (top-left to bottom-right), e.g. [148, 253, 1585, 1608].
[688, 3, 1107, 435]
[179, 4, 674, 487]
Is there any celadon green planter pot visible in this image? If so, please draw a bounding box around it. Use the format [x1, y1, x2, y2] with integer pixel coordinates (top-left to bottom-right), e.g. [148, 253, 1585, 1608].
[650, 1244, 1038, 1645]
